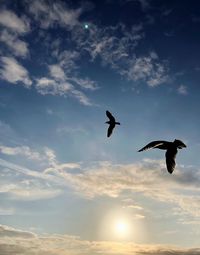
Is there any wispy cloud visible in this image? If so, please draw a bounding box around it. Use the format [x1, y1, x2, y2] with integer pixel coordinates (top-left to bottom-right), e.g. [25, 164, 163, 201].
[0, 225, 35, 238]
[0, 30, 29, 57]
[0, 56, 32, 87]
[0, 144, 79, 201]
[70, 89, 93, 105]
[0, 1, 171, 104]
[0, 158, 64, 201]
[36, 77, 72, 95]
[54, 50, 80, 72]
[51, 160, 200, 220]
[72, 23, 144, 67]
[135, 0, 151, 12]
[178, 85, 188, 95]
[0, 145, 42, 160]
[0, 10, 30, 34]
[126, 52, 168, 87]
[0, 224, 200, 255]
[36, 63, 96, 105]
[35, 76, 92, 105]
[28, 0, 83, 29]
[0, 144, 73, 170]
[162, 9, 173, 16]
[1, 148, 200, 219]
[49, 64, 66, 81]
[72, 23, 168, 87]
[0, 9, 30, 57]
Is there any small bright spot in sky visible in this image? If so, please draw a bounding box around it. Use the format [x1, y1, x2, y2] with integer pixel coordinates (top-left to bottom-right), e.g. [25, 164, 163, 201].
[84, 24, 89, 29]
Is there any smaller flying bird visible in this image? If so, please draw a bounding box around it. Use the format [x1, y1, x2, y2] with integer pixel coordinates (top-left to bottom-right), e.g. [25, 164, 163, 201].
[105, 110, 120, 137]
[138, 139, 186, 174]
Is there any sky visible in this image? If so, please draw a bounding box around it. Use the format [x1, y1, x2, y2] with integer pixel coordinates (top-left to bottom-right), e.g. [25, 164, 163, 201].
[0, 0, 200, 254]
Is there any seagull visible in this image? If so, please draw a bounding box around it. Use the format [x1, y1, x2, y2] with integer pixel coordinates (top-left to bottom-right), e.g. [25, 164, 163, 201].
[105, 110, 120, 137]
[138, 139, 186, 174]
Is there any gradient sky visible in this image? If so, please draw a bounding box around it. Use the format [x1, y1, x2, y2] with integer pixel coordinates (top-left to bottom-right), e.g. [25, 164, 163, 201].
[0, 0, 200, 254]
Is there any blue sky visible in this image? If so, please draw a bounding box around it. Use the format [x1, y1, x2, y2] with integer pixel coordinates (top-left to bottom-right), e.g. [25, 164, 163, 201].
[0, 0, 200, 254]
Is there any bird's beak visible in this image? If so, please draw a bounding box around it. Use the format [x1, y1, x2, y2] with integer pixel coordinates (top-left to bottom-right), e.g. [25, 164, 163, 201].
[179, 144, 187, 149]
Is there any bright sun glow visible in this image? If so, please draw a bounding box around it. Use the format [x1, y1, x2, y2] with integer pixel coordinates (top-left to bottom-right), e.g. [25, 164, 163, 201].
[100, 211, 139, 241]
[114, 219, 130, 238]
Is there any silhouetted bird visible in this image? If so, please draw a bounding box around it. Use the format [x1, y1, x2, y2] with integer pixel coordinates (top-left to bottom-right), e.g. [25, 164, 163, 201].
[105, 110, 120, 137]
[138, 139, 186, 174]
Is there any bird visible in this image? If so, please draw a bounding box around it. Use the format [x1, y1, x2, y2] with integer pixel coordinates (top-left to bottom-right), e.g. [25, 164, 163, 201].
[105, 110, 120, 137]
[138, 139, 186, 174]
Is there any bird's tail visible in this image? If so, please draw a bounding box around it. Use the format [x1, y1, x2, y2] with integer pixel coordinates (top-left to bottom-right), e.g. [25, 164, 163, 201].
[115, 122, 120, 125]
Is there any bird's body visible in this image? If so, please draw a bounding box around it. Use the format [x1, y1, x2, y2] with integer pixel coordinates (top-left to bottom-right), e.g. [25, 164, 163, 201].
[138, 139, 186, 174]
[105, 110, 120, 137]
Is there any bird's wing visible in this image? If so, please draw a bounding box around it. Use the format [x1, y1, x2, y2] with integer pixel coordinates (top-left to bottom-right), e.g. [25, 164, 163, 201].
[106, 110, 115, 122]
[165, 147, 178, 174]
[107, 124, 115, 137]
[138, 141, 166, 152]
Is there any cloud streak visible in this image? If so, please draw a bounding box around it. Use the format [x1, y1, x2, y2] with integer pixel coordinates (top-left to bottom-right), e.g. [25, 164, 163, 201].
[0, 10, 30, 34]
[72, 23, 168, 87]
[0, 56, 32, 87]
[0, 30, 29, 57]
[28, 0, 83, 29]
[0, 225, 200, 255]
[1, 148, 200, 219]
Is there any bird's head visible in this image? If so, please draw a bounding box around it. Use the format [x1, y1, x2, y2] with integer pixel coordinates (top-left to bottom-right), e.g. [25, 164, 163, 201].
[173, 139, 187, 149]
[105, 121, 110, 124]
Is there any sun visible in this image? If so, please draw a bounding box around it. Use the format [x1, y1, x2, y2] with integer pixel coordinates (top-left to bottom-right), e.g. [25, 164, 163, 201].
[99, 212, 136, 241]
[114, 219, 130, 238]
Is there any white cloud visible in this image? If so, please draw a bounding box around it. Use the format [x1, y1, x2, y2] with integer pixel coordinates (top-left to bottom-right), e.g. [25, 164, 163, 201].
[0, 56, 32, 87]
[1, 142, 200, 218]
[0, 145, 41, 160]
[178, 85, 188, 95]
[71, 77, 98, 90]
[1, 152, 200, 219]
[44, 162, 80, 174]
[72, 23, 168, 87]
[0, 30, 29, 57]
[7, 184, 62, 201]
[50, 160, 200, 220]
[127, 54, 168, 87]
[49, 64, 66, 81]
[0, 158, 61, 184]
[35, 77, 72, 95]
[43, 147, 57, 166]
[28, 0, 82, 29]
[0, 144, 64, 169]
[0, 10, 30, 34]
[0, 167, 63, 201]
[56, 50, 80, 71]
[72, 23, 144, 68]
[35, 74, 93, 105]
[48, 63, 98, 91]
[70, 89, 92, 105]
[0, 225, 35, 238]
